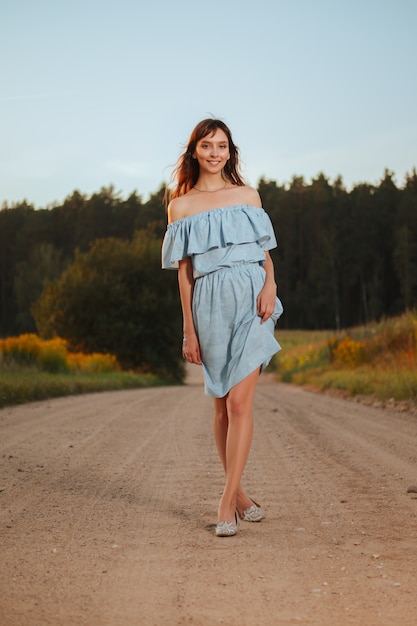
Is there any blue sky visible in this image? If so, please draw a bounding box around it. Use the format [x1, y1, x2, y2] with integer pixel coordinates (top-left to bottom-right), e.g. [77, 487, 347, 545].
[1, 0, 416, 207]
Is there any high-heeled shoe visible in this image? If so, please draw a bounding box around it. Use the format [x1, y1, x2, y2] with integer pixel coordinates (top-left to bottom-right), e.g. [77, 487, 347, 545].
[215, 511, 239, 537]
[240, 499, 265, 522]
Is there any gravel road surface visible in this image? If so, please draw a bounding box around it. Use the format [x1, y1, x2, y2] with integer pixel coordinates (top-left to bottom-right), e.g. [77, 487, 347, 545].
[1, 366, 417, 625]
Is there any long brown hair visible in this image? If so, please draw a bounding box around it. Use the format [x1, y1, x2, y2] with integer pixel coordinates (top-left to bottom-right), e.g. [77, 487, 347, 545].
[166, 118, 245, 203]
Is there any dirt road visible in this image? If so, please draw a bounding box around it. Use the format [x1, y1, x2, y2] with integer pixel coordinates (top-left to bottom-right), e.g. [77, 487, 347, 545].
[1, 366, 417, 626]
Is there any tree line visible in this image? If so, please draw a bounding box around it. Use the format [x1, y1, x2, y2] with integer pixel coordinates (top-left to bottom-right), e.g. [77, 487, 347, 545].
[0, 170, 416, 376]
[259, 170, 417, 329]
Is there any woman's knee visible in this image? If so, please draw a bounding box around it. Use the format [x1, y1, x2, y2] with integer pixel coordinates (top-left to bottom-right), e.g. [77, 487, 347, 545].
[226, 395, 251, 421]
[213, 399, 228, 426]
[226, 373, 258, 419]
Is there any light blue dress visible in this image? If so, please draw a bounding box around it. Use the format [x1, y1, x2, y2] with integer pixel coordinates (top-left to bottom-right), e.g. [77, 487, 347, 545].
[162, 204, 283, 397]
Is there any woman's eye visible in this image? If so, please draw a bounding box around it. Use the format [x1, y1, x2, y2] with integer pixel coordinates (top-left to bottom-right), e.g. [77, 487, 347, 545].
[199, 143, 227, 149]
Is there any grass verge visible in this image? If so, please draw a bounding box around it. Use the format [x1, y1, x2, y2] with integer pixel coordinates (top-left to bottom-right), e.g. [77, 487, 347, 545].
[0, 368, 176, 409]
[270, 310, 417, 408]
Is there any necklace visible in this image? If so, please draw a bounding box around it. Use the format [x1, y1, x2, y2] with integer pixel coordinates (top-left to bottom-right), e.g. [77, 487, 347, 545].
[193, 181, 227, 193]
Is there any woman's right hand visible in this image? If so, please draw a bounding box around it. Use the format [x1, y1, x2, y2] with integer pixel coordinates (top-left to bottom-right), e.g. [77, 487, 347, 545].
[182, 333, 202, 365]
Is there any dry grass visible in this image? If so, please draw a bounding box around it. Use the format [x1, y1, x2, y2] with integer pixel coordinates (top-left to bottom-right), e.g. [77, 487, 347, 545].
[272, 310, 417, 406]
[0, 334, 176, 408]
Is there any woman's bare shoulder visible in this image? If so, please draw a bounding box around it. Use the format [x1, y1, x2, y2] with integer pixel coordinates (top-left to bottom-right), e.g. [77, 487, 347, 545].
[167, 196, 189, 224]
[234, 185, 262, 208]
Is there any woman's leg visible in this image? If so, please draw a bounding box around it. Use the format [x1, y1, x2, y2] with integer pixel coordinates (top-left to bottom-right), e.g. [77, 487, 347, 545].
[213, 395, 259, 518]
[214, 368, 260, 522]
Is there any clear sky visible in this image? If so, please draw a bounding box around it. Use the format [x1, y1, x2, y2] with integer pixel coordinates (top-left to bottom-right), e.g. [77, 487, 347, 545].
[1, 0, 416, 207]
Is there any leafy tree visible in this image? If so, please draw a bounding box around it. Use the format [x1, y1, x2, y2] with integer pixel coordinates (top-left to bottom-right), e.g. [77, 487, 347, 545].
[33, 232, 184, 380]
[14, 243, 66, 332]
[345, 183, 377, 325]
[372, 170, 400, 316]
[134, 183, 167, 238]
[393, 225, 417, 310]
[0, 202, 36, 336]
[394, 169, 417, 311]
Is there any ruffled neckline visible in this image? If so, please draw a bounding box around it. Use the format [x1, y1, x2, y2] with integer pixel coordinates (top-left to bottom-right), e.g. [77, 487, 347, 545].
[162, 204, 276, 268]
[168, 204, 263, 226]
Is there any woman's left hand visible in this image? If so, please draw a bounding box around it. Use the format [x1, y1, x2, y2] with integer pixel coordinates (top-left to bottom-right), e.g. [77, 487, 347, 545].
[257, 282, 277, 324]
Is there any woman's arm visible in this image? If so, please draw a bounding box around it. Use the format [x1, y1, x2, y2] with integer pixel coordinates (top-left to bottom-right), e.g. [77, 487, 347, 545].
[257, 251, 277, 324]
[178, 257, 202, 364]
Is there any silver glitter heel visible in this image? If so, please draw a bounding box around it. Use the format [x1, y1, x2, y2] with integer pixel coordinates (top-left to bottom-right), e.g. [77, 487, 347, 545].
[215, 512, 239, 537]
[241, 499, 265, 522]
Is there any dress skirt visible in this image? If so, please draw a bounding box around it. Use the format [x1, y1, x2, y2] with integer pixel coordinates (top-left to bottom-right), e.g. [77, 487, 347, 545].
[192, 261, 283, 397]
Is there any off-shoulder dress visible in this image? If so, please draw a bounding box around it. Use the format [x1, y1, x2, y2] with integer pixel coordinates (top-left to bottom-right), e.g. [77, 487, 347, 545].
[162, 204, 283, 397]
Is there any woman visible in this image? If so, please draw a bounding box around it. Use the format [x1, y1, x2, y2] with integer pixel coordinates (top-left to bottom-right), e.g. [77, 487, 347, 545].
[162, 118, 283, 536]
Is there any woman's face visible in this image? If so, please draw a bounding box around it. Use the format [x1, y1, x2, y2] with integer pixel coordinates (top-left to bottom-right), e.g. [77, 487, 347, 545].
[193, 128, 230, 175]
